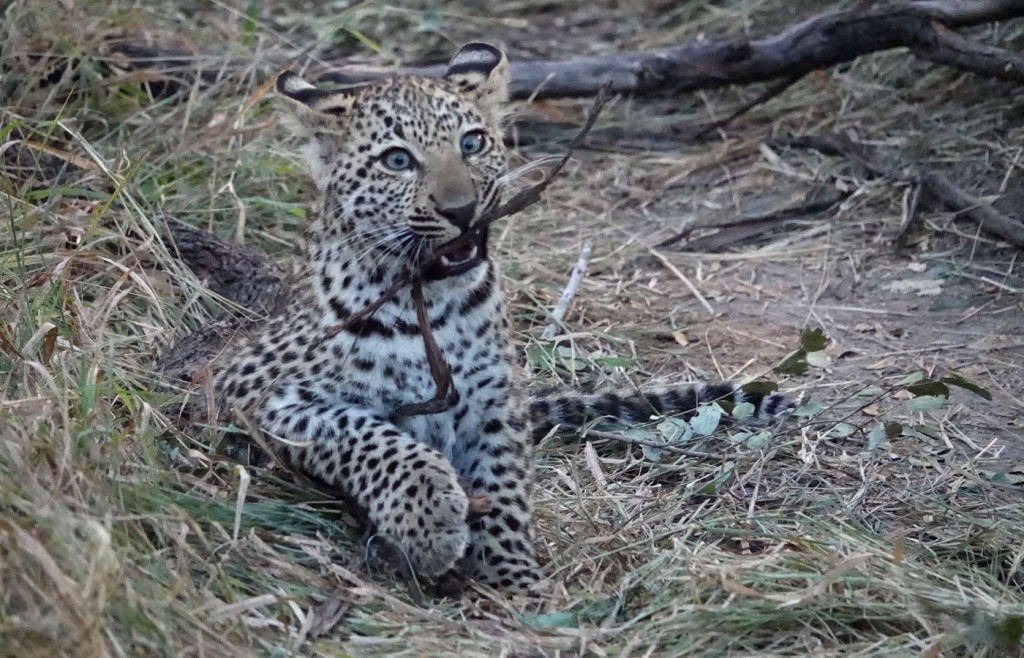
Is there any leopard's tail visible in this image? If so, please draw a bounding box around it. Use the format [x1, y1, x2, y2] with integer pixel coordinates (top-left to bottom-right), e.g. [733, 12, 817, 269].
[527, 382, 792, 442]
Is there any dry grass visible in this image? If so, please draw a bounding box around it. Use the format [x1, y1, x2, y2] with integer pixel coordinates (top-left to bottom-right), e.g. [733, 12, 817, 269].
[2, 1, 1023, 656]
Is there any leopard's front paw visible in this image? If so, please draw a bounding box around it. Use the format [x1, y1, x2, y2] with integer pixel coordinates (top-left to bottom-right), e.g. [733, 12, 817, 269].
[377, 459, 470, 578]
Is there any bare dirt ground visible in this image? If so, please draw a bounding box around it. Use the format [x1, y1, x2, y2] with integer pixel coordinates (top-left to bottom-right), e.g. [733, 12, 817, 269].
[497, 97, 1024, 461]
[2, 1, 1023, 656]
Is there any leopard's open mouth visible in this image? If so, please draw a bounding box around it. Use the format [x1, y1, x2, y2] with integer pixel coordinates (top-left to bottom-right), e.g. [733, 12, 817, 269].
[423, 228, 488, 279]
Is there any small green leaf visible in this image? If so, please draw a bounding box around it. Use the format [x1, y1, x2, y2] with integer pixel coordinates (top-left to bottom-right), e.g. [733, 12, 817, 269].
[731, 402, 755, 420]
[794, 402, 824, 417]
[690, 403, 723, 436]
[829, 422, 857, 438]
[714, 461, 736, 487]
[906, 380, 950, 398]
[904, 424, 942, 441]
[992, 615, 1024, 649]
[578, 596, 621, 624]
[242, 0, 258, 46]
[989, 472, 1024, 487]
[907, 395, 948, 412]
[626, 427, 668, 463]
[884, 422, 903, 439]
[554, 345, 589, 371]
[897, 371, 926, 385]
[941, 373, 993, 401]
[775, 349, 809, 375]
[596, 356, 636, 369]
[745, 430, 772, 449]
[865, 423, 887, 454]
[521, 610, 579, 630]
[741, 380, 779, 397]
[800, 328, 829, 352]
[642, 445, 666, 462]
[525, 343, 555, 369]
[806, 350, 829, 367]
[656, 418, 693, 444]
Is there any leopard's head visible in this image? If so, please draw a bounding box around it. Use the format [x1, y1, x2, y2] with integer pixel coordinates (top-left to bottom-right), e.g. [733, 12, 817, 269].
[277, 42, 510, 279]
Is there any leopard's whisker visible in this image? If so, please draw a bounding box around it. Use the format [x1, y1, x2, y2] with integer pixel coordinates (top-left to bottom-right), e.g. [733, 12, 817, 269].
[351, 226, 407, 265]
[497, 155, 562, 186]
[330, 226, 403, 263]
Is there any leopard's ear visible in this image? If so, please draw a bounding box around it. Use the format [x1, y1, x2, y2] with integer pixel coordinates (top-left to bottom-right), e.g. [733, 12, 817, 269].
[276, 70, 361, 117]
[444, 42, 509, 119]
[275, 70, 367, 184]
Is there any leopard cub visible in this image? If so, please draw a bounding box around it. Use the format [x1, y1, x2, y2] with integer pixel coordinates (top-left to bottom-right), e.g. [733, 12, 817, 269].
[215, 43, 538, 591]
[194, 42, 790, 594]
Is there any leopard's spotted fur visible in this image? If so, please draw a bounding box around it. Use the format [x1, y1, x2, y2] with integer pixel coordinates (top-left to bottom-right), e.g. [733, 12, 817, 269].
[200, 43, 789, 594]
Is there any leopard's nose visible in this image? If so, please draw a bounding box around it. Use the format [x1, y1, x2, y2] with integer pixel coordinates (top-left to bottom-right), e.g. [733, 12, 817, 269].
[436, 201, 477, 231]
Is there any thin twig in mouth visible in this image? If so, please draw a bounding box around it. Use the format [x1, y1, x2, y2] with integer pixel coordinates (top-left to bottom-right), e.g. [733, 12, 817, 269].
[391, 276, 458, 418]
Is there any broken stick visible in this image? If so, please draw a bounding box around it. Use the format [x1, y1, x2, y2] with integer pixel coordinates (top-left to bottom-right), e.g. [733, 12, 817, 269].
[541, 241, 594, 341]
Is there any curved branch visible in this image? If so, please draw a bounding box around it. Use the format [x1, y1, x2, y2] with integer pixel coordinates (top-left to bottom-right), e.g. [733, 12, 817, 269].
[318, 0, 1024, 99]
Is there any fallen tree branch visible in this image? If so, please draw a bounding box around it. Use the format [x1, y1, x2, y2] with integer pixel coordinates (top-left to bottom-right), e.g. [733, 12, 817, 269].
[771, 133, 1024, 248]
[911, 22, 1024, 82]
[317, 0, 1024, 99]
[162, 216, 288, 315]
[98, 1, 1024, 103]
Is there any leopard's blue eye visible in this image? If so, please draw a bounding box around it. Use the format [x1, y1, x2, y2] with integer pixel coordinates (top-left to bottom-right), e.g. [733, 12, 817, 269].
[381, 147, 414, 171]
[460, 131, 487, 156]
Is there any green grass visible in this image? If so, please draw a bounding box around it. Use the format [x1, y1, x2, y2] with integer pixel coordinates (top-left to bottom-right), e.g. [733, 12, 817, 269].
[3, 1, 1024, 656]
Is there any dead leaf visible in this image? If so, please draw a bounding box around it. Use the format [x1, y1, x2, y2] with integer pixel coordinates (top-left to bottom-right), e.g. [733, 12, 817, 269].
[583, 441, 607, 490]
[885, 278, 943, 296]
[862, 404, 882, 417]
[890, 535, 905, 566]
[720, 575, 765, 598]
[806, 350, 830, 368]
[40, 326, 58, 366]
[306, 590, 353, 639]
[864, 356, 897, 370]
[23, 256, 70, 289]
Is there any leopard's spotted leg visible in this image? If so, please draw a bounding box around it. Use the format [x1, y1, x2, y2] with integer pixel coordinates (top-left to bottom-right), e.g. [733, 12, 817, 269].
[451, 409, 539, 594]
[255, 385, 471, 579]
